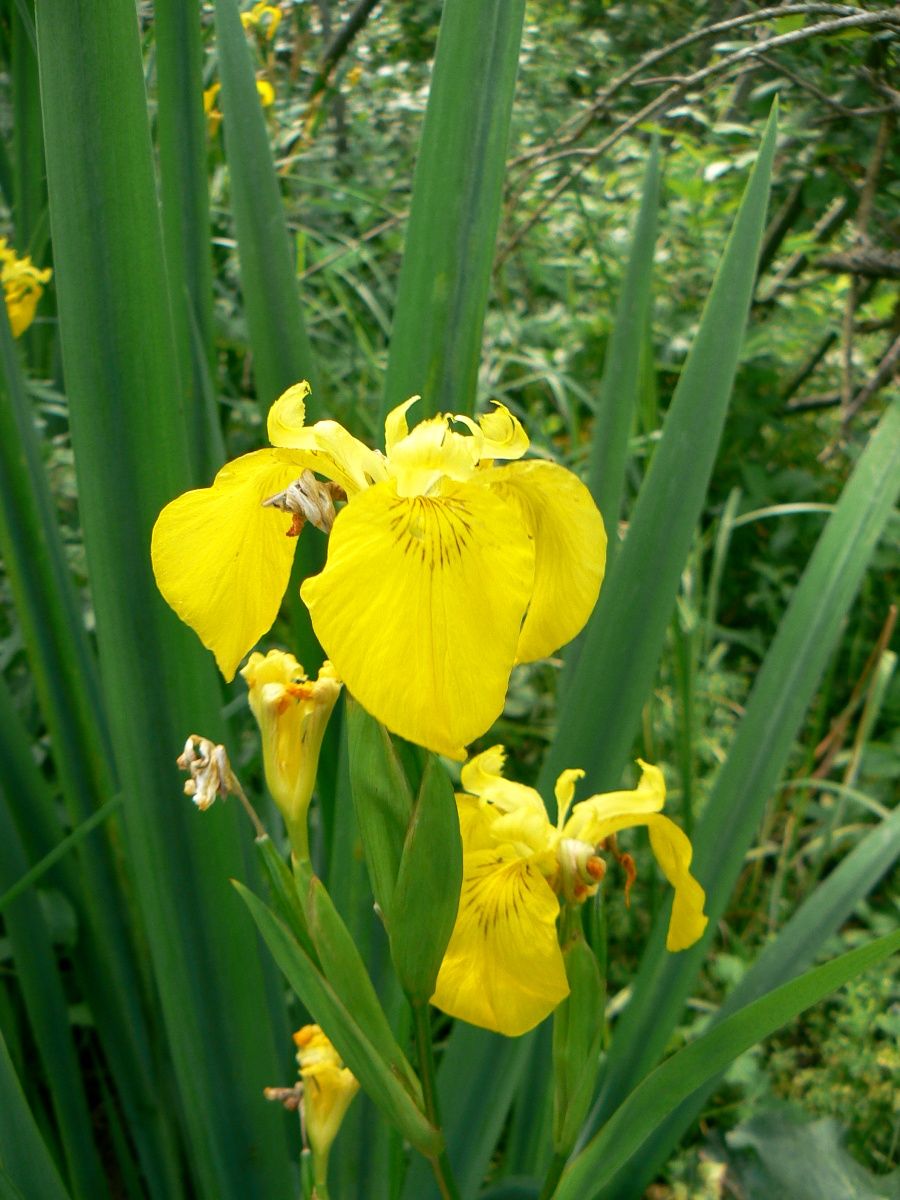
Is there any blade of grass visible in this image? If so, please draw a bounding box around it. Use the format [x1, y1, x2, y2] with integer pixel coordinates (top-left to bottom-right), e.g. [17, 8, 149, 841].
[0, 308, 187, 1199]
[155, 0, 224, 481]
[590, 397, 900, 1136]
[0, 794, 122, 912]
[213, 0, 324, 669]
[35, 2, 294, 1194]
[587, 138, 660, 546]
[554, 930, 900, 1199]
[542, 105, 778, 798]
[213, 0, 318, 412]
[0, 1030, 72, 1200]
[381, 0, 525, 421]
[0, 787, 109, 1200]
[596, 801, 900, 1198]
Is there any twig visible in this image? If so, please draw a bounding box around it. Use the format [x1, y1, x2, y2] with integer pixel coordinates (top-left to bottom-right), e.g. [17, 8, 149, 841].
[787, 330, 900, 415]
[757, 196, 850, 305]
[510, 4, 867, 169]
[842, 331, 900, 421]
[819, 248, 900, 280]
[754, 51, 893, 118]
[500, 9, 900, 263]
[310, 0, 382, 94]
[842, 113, 893, 415]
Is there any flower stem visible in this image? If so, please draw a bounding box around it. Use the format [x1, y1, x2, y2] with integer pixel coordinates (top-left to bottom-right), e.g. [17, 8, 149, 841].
[538, 1151, 568, 1200]
[411, 1001, 461, 1200]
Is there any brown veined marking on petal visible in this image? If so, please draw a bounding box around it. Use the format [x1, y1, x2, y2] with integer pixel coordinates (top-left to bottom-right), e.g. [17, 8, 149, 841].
[385, 495, 475, 572]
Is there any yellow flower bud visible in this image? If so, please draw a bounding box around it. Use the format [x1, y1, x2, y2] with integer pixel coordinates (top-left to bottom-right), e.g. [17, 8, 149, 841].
[240, 651, 340, 858]
[294, 1025, 359, 1186]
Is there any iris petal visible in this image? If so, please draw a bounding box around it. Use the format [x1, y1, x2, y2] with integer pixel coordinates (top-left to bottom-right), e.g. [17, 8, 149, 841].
[267, 382, 386, 493]
[431, 847, 569, 1036]
[151, 449, 311, 679]
[478, 460, 606, 663]
[300, 480, 534, 759]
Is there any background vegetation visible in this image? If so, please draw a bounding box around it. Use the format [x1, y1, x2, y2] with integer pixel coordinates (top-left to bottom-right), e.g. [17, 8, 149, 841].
[0, 1, 897, 1197]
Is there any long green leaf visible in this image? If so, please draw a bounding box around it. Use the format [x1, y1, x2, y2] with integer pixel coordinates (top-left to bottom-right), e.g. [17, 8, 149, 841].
[0, 786, 108, 1200]
[382, 0, 525, 421]
[555, 931, 900, 1200]
[0, 309, 185, 1199]
[587, 139, 660, 541]
[213, 0, 318, 412]
[542, 105, 778, 796]
[213, 0, 323, 669]
[400, 1024, 534, 1200]
[0, 1030, 72, 1200]
[234, 880, 442, 1157]
[35, 2, 294, 1194]
[591, 397, 900, 1134]
[597, 802, 900, 1198]
[155, 0, 224, 481]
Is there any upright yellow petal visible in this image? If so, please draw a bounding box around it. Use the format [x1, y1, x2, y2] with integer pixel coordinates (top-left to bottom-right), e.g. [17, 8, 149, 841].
[478, 460, 606, 664]
[562, 760, 666, 845]
[151, 449, 312, 679]
[454, 402, 529, 461]
[300, 480, 534, 759]
[431, 848, 569, 1036]
[383, 396, 420, 454]
[267, 382, 387, 494]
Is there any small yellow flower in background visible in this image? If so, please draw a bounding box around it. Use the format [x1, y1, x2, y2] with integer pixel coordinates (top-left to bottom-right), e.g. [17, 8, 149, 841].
[203, 77, 274, 138]
[255, 77, 275, 107]
[430, 749, 708, 1037]
[1, 238, 52, 337]
[151, 382, 606, 760]
[346, 65, 363, 89]
[241, 1, 281, 38]
[241, 650, 340, 857]
[294, 1025, 359, 1183]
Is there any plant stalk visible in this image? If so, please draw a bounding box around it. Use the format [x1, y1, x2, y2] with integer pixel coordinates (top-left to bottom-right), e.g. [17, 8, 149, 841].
[412, 1002, 461, 1200]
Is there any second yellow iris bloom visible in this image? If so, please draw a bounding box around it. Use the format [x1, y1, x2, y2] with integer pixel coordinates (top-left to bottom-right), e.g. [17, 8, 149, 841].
[431, 748, 708, 1036]
[151, 383, 605, 759]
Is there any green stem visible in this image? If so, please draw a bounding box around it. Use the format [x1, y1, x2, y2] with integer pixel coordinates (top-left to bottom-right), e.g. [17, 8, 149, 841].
[538, 1151, 569, 1200]
[412, 1002, 461, 1200]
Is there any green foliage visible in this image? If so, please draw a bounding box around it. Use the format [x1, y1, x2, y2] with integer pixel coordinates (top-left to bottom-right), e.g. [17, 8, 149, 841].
[0, 2, 897, 1199]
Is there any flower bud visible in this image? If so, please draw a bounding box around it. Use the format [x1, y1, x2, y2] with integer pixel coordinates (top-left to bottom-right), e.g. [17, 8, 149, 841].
[240, 651, 341, 858]
[294, 1025, 359, 1185]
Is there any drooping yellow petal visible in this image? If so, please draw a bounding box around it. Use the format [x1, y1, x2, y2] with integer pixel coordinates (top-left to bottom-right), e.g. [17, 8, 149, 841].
[560, 762, 706, 952]
[646, 816, 708, 951]
[431, 848, 569, 1036]
[267, 382, 387, 494]
[300, 480, 534, 759]
[151, 449, 314, 680]
[479, 460, 606, 663]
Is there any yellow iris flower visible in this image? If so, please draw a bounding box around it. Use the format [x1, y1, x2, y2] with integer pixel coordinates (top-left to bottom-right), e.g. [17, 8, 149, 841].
[203, 78, 274, 138]
[431, 748, 708, 1036]
[241, 1, 282, 38]
[151, 382, 606, 759]
[1, 238, 52, 337]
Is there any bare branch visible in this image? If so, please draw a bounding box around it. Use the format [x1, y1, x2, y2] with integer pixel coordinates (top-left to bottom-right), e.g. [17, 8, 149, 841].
[499, 10, 900, 264]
